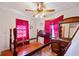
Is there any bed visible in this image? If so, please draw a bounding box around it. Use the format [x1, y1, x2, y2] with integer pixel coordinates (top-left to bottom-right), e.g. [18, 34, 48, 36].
[10, 28, 57, 56]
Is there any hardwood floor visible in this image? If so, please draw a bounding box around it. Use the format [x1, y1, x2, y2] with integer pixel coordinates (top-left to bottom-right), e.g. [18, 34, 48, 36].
[1, 50, 13, 56]
[1, 42, 57, 56]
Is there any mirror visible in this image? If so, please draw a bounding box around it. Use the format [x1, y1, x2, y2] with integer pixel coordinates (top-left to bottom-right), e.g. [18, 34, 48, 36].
[59, 16, 79, 41]
[60, 23, 79, 38]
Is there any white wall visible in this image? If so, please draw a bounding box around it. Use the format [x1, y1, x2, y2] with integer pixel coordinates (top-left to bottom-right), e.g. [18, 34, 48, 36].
[53, 6, 79, 18]
[0, 8, 36, 52]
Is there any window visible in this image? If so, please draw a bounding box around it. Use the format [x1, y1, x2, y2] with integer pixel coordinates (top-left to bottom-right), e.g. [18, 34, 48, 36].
[52, 24, 55, 39]
[17, 25, 26, 38]
[16, 19, 29, 41]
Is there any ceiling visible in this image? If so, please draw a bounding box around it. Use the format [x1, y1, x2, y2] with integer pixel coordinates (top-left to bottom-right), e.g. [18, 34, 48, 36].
[0, 2, 79, 17]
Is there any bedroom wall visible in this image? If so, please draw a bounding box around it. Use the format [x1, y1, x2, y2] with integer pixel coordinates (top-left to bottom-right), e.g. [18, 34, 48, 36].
[53, 6, 79, 18]
[0, 8, 36, 52]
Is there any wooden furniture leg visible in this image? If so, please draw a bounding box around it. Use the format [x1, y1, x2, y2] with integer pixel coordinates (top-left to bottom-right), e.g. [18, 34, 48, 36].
[10, 29, 12, 51]
[13, 28, 17, 56]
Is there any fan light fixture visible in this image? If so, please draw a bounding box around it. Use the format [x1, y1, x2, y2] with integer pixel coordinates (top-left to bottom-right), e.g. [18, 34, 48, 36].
[25, 2, 55, 18]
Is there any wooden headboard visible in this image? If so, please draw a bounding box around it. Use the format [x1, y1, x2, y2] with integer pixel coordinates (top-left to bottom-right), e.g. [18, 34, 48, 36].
[60, 16, 79, 24]
[37, 30, 50, 38]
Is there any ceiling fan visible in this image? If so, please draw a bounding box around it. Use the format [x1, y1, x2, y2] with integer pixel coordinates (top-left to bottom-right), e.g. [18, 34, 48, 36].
[25, 2, 55, 17]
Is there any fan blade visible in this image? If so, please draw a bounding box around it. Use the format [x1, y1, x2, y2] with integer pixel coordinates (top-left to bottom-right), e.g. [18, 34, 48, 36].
[43, 9, 55, 12]
[25, 9, 37, 12]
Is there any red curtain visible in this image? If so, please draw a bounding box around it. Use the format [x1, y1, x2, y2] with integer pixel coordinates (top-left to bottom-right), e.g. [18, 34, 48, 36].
[16, 18, 29, 41]
[44, 15, 64, 44]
